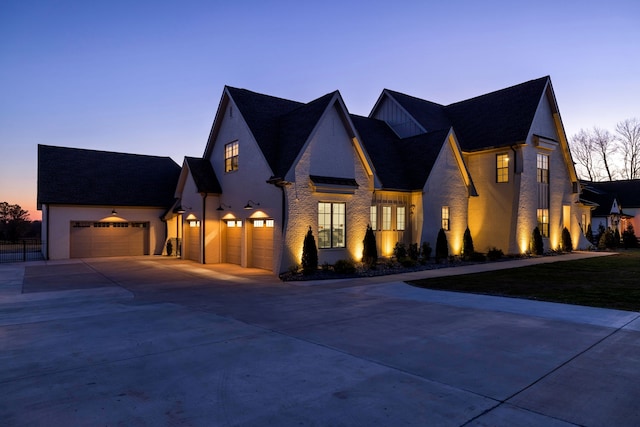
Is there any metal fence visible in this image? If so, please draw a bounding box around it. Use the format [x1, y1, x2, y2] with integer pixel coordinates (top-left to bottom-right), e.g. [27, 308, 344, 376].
[0, 239, 43, 263]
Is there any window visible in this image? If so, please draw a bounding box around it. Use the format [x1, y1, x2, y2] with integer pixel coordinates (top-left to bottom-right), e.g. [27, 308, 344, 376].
[226, 220, 242, 227]
[265, 219, 274, 228]
[396, 206, 406, 231]
[382, 206, 392, 231]
[370, 206, 377, 230]
[537, 154, 549, 183]
[537, 209, 549, 237]
[442, 206, 450, 231]
[537, 154, 550, 236]
[253, 220, 264, 228]
[318, 202, 345, 248]
[224, 141, 239, 172]
[496, 154, 509, 183]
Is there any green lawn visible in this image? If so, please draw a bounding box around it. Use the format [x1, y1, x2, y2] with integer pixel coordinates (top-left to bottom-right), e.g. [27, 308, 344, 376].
[408, 249, 640, 312]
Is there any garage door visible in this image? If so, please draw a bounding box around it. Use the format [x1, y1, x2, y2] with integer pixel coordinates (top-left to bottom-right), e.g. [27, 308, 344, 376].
[186, 222, 200, 262]
[70, 221, 149, 258]
[225, 220, 241, 264]
[251, 219, 274, 270]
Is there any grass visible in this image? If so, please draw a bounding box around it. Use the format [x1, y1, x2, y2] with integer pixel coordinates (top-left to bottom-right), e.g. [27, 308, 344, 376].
[408, 249, 640, 312]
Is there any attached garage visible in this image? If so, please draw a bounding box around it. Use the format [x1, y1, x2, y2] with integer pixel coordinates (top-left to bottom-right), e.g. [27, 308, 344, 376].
[251, 219, 274, 270]
[70, 221, 150, 258]
[225, 220, 242, 264]
[185, 221, 201, 262]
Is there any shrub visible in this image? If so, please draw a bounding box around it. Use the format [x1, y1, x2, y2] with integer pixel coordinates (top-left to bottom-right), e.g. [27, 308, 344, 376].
[561, 227, 573, 252]
[531, 227, 544, 255]
[585, 223, 593, 243]
[166, 240, 173, 256]
[393, 242, 407, 260]
[435, 228, 449, 263]
[462, 226, 474, 259]
[334, 259, 356, 274]
[421, 242, 432, 262]
[362, 224, 378, 268]
[596, 223, 606, 244]
[288, 264, 300, 274]
[301, 226, 318, 275]
[468, 252, 486, 262]
[613, 228, 621, 248]
[487, 247, 504, 261]
[408, 243, 420, 261]
[598, 228, 616, 250]
[622, 224, 638, 248]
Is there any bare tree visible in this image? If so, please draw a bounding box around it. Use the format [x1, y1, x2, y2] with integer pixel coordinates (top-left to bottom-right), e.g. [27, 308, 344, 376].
[570, 129, 601, 181]
[615, 118, 640, 179]
[592, 127, 617, 181]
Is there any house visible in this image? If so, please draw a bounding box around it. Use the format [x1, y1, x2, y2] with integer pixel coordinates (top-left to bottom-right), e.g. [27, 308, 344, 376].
[37, 145, 181, 259]
[38, 76, 591, 273]
[580, 180, 640, 237]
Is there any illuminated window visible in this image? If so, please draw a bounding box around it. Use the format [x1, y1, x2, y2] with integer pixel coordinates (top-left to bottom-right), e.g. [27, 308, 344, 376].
[537, 154, 549, 183]
[318, 202, 345, 249]
[382, 206, 392, 231]
[370, 206, 377, 230]
[253, 219, 264, 227]
[227, 220, 242, 228]
[537, 209, 549, 237]
[189, 220, 200, 228]
[396, 206, 406, 231]
[224, 141, 239, 172]
[442, 206, 450, 231]
[265, 219, 274, 228]
[496, 154, 509, 183]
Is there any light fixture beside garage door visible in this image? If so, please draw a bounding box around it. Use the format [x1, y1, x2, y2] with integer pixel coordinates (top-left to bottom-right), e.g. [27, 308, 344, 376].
[185, 213, 200, 227]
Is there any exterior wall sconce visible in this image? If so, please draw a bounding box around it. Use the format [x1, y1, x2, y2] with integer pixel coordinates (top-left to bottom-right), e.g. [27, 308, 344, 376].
[175, 206, 186, 214]
[244, 200, 260, 210]
[111, 209, 118, 216]
[216, 203, 232, 211]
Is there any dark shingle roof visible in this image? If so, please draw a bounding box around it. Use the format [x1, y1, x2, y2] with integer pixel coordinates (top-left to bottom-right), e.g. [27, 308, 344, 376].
[351, 115, 448, 190]
[581, 180, 640, 216]
[386, 76, 550, 151]
[38, 145, 181, 208]
[185, 157, 221, 194]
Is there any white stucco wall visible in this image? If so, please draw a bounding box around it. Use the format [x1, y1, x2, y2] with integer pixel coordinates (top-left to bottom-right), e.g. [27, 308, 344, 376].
[281, 105, 373, 271]
[206, 97, 283, 272]
[44, 204, 167, 260]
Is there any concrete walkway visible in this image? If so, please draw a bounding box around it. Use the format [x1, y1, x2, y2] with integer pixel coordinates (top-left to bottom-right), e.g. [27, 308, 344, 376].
[1, 253, 638, 426]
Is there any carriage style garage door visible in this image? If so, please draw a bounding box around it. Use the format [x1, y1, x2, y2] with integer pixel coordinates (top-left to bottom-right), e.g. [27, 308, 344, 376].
[186, 222, 200, 262]
[251, 219, 274, 270]
[225, 220, 242, 264]
[70, 221, 149, 258]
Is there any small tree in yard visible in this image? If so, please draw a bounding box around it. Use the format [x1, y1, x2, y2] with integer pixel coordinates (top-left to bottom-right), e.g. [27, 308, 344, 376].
[362, 224, 378, 268]
[301, 226, 318, 275]
[435, 228, 449, 263]
[561, 227, 573, 252]
[585, 223, 593, 244]
[461, 226, 474, 259]
[532, 227, 544, 255]
[622, 224, 638, 248]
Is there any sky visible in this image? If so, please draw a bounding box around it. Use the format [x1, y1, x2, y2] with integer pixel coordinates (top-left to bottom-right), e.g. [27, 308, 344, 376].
[1, 0, 639, 221]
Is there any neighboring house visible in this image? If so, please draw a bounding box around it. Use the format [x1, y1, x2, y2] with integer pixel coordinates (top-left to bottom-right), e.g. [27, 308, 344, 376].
[38, 76, 591, 273]
[37, 145, 181, 259]
[580, 180, 640, 237]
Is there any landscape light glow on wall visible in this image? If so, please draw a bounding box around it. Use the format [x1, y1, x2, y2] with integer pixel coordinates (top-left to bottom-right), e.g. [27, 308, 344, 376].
[216, 203, 231, 211]
[244, 200, 260, 210]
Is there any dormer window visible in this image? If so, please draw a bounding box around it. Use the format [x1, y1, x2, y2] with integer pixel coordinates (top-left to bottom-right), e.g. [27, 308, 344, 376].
[225, 141, 239, 172]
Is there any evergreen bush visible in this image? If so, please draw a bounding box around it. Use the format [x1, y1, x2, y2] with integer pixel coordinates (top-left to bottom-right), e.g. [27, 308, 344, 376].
[532, 227, 544, 255]
[561, 227, 573, 252]
[585, 223, 593, 243]
[487, 247, 504, 261]
[334, 259, 356, 274]
[393, 242, 407, 260]
[421, 242, 432, 262]
[408, 243, 420, 261]
[362, 224, 378, 268]
[613, 228, 621, 248]
[622, 224, 638, 248]
[462, 226, 474, 259]
[435, 228, 449, 263]
[301, 226, 318, 275]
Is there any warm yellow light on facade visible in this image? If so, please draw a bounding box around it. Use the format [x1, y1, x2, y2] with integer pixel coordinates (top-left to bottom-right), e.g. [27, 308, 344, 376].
[248, 210, 268, 219]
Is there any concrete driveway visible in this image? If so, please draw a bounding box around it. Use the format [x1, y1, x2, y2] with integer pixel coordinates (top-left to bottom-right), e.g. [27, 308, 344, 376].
[1, 254, 638, 426]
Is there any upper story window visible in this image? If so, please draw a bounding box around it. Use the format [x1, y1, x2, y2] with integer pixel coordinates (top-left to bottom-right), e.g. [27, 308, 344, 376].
[442, 206, 450, 231]
[537, 154, 549, 183]
[496, 154, 509, 183]
[318, 202, 345, 249]
[225, 141, 239, 172]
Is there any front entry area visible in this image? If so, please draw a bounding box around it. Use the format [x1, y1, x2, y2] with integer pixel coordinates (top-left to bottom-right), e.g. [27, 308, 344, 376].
[70, 221, 149, 258]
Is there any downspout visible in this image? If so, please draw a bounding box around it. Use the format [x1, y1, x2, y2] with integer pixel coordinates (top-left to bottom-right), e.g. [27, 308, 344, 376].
[202, 193, 207, 264]
[45, 204, 50, 260]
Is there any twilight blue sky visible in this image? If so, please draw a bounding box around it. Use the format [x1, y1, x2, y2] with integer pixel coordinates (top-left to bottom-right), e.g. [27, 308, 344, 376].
[1, 0, 638, 220]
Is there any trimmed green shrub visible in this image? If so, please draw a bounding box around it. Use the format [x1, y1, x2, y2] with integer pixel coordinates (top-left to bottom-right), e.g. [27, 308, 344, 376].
[393, 242, 407, 260]
[362, 224, 378, 268]
[585, 223, 593, 243]
[421, 242, 432, 262]
[487, 247, 504, 261]
[166, 240, 173, 256]
[598, 228, 616, 250]
[301, 226, 318, 275]
[622, 224, 638, 248]
[462, 226, 474, 259]
[334, 259, 356, 274]
[561, 227, 573, 252]
[435, 228, 449, 263]
[531, 227, 544, 255]
[614, 228, 621, 248]
[408, 243, 419, 261]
